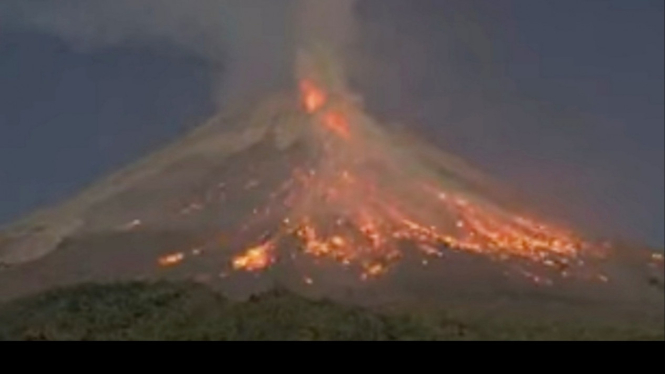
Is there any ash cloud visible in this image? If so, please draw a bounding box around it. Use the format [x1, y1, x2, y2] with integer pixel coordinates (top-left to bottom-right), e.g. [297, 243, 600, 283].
[0, 0, 358, 107]
[296, 0, 358, 49]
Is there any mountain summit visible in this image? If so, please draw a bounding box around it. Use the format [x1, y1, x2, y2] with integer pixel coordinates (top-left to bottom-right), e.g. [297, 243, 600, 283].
[0, 47, 662, 316]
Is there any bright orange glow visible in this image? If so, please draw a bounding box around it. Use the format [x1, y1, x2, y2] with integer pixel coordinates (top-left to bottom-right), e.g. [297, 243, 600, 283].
[323, 111, 351, 139]
[299, 78, 352, 139]
[299, 79, 327, 113]
[158, 252, 185, 267]
[362, 263, 387, 279]
[232, 242, 275, 271]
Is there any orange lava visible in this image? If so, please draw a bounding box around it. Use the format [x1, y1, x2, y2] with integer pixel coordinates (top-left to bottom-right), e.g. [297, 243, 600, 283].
[239, 79, 599, 281]
[427, 191, 588, 261]
[299, 79, 351, 140]
[299, 79, 327, 113]
[158, 252, 185, 267]
[199, 74, 607, 284]
[232, 242, 275, 272]
[322, 111, 351, 139]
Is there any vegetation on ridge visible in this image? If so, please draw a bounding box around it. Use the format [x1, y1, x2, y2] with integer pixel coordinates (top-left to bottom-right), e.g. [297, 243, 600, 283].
[0, 281, 661, 341]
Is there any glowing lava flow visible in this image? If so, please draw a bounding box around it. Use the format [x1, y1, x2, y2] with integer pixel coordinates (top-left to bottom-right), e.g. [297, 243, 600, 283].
[300, 79, 327, 114]
[322, 111, 351, 140]
[159, 252, 185, 267]
[232, 242, 275, 272]
[229, 77, 603, 282]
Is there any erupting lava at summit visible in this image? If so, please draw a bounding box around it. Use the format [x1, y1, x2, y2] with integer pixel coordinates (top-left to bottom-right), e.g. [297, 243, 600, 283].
[225, 47, 605, 282]
[8, 44, 656, 303]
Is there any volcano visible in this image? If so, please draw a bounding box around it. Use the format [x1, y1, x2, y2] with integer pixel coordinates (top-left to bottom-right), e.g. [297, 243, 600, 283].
[0, 45, 662, 321]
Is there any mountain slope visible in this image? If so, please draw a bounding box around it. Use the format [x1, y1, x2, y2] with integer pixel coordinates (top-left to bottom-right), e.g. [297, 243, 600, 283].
[0, 48, 661, 325]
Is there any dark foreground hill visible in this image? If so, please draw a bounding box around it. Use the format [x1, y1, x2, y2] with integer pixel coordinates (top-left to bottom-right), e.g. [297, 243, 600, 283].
[0, 281, 661, 341]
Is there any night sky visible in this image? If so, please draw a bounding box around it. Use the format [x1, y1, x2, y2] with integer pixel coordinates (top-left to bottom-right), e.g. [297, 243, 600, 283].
[0, 0, 663, 247]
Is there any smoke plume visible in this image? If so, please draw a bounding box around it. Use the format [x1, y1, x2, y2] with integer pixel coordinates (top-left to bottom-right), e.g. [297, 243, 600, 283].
[0, 0, 358, 106]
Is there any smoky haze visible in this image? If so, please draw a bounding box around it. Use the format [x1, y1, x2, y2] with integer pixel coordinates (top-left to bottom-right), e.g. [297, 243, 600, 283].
[297, 0, 358, 47]
[0, 0, 360, 106]
[0, 0, 662, 247]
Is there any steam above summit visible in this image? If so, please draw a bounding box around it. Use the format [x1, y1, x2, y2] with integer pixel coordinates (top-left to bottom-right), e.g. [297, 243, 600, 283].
[0, 0, 358, 105]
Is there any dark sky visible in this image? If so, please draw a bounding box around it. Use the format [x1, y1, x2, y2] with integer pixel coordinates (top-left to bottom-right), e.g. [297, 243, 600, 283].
[0, 0, 663, 247]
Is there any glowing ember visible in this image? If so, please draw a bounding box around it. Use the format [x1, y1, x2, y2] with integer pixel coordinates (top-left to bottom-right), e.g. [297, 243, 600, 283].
[300, 79, 327, 113]
[362, 263, 388, 279]
[322, 111, 351, 139]
[158, 252, 185, 267]
[232, 242, 275, 272]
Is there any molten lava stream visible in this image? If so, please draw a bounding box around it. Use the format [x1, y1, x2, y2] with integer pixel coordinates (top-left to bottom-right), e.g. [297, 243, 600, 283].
[300, 79, 327, 114]
[228, 77, 603, 282]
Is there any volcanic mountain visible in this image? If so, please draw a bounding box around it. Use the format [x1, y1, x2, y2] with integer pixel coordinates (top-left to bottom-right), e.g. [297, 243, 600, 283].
[0, 46, 662, 321]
